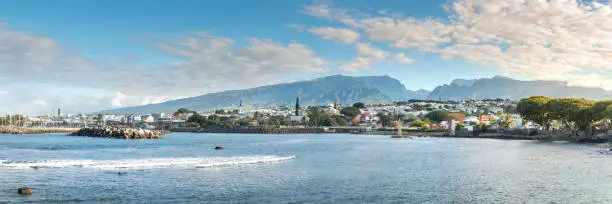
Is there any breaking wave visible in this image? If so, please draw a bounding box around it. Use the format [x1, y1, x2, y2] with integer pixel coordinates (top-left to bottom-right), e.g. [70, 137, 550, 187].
[0, 155, 296, 169]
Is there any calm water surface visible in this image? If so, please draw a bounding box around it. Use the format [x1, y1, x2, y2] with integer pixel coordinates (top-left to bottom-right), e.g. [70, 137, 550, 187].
[1, 133, 612, 203]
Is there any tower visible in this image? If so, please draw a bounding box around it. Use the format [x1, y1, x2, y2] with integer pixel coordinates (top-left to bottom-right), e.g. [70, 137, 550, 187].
[57, 107, 61, 117]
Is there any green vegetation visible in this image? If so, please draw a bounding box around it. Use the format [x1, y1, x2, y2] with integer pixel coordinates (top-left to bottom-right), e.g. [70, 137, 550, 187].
[411, 120, 428, 128]
[352, 102, 366, 109]
[424, 110, 450, 123]
[517, 96, 612, 131]
[173, 108, 195, 116]
[376, 112, 392, 127]
[295, 97, 300, 116]
[340, 107, 361, 118]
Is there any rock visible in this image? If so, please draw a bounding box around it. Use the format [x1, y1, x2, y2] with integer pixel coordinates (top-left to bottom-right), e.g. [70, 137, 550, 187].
[214, 146, 224, 150]
[18, 187, 32, 195]
[31, 166, 40, 169]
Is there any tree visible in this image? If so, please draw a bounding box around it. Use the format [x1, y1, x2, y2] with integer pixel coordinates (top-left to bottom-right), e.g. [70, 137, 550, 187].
[332, 115, 348, 126]
[425, 110, 450, 123]
[207, 114, 220, 121]
[214, 109, 226, 115]
[340, 107, 361, 118]
[305, 107, 324, 127]
[517, 96, 552, 129]
[411, 120, 427, 128]
[592, 100, 612, 122]
[503, 105, 518, 114]
[295, 97, 300, 116]
[174, 108, 194, 116]
[392, 113, 405, 122]
[353, 102, 366, 109]
[545, 98, 594, 130]
[377, 113, 392, 127]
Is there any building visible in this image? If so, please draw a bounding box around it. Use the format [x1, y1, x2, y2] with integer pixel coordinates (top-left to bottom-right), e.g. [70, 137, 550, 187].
[285, 115, 308, 122]
[479, 115, 490, 124]
[510, 114, 523, 127]
[142, 115, 155, 123]
[464, 116, 480, 124]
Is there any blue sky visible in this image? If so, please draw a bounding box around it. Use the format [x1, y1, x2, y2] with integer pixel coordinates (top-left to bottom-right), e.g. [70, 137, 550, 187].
[1, 0, 610, 114]
[0, 0, 497, 89]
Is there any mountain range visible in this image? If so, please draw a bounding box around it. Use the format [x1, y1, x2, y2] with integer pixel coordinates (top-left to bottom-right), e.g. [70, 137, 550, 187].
[99, 75, 612, 114]
[427, 76, 612, 101]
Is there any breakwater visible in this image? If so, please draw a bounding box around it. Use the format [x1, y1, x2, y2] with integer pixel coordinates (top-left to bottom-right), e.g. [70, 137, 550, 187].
[69, 127, 166, 139]
[0, 126, 79, 134]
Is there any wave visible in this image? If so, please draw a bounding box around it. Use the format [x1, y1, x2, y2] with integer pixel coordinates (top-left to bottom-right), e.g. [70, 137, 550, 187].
[0, 155, 296, 169]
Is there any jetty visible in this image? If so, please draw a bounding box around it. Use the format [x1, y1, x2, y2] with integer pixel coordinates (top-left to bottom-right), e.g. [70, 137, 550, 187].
[0, 126, 79, 134]
[69, 127, 166, 139]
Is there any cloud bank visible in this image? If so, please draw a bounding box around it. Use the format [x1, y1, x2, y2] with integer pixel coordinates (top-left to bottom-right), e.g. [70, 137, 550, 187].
[304, 0, 612, 88]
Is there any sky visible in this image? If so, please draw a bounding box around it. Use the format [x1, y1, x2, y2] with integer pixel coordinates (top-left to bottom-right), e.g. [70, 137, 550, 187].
[1, 0, 612, 115]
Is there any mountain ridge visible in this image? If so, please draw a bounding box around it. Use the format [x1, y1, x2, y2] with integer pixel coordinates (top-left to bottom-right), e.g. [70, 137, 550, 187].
[98, 75, 419, 114]
[98, 75, 611, 114]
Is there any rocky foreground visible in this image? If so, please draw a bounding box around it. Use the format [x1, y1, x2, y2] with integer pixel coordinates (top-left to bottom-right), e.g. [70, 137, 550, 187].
[0, 126, 80, 134]
[69, 127, 166, 139]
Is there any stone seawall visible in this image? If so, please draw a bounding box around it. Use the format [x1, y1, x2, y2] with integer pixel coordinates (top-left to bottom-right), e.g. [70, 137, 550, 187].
[69, 127, 166, 139]
[0, 126, 80, 134]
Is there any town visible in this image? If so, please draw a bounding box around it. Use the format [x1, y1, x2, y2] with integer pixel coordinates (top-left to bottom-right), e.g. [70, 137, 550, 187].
[0, 98, 531, 133]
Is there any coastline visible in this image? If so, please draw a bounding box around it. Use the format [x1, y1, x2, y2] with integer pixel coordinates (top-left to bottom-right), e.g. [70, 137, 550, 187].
[2, 126, 609, 144]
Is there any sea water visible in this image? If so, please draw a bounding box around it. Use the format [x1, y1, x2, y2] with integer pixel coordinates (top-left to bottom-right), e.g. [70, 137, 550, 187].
[1, 133, 612, 203]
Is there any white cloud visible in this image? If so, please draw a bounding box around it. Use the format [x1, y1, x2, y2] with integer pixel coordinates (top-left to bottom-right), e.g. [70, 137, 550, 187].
[394, 53, 414, 64]
[308, 27, 360, 44]
[160, 34, 326, 91]
[0, 24, 329, 114]
[111, 92, 127, 107]
[341, 43, 391, 71]
[140, 96, 171, 105]
[304, 0, 612, 89]
[33, 100, 47, 106]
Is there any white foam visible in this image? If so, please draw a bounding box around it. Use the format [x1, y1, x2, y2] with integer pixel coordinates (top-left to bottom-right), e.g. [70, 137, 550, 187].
[0, 155, 296, 169]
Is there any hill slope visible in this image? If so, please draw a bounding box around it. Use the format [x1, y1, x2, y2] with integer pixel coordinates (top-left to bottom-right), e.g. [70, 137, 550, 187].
[427, 76, 612, 100]
[99, 75, 419, 114]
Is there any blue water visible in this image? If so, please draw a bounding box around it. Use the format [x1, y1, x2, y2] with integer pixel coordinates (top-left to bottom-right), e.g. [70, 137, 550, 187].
[1, 133, 612, 203]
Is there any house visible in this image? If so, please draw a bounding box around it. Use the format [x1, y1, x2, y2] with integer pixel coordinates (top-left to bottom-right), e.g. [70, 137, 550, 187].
[142, 115, 155, 123]
[510, 114, 523, 127]
[479, 115, 489, 124]
[361, 113, 372, 122]
[351, 115, 361, 124]
[285, 115, 308, 122]
[447, 113, 466, 121]
[464, 116, 480, 124]
[175, 113, 193, 120]
[439, 121, 449, 130]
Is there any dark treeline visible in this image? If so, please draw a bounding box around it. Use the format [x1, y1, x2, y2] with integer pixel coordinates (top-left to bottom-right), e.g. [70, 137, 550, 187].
[517, 96, 612, 131]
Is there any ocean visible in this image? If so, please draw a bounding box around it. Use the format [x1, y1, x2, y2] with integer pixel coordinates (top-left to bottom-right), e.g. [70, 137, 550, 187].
[1, 133, 612, 203]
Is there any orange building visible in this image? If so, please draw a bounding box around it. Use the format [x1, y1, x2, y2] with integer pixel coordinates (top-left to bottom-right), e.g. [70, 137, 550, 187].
[447, 113, 466, 121]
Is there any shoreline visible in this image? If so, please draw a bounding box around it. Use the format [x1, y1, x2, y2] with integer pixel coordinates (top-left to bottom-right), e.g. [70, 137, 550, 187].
[3, 126, 609, 144]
